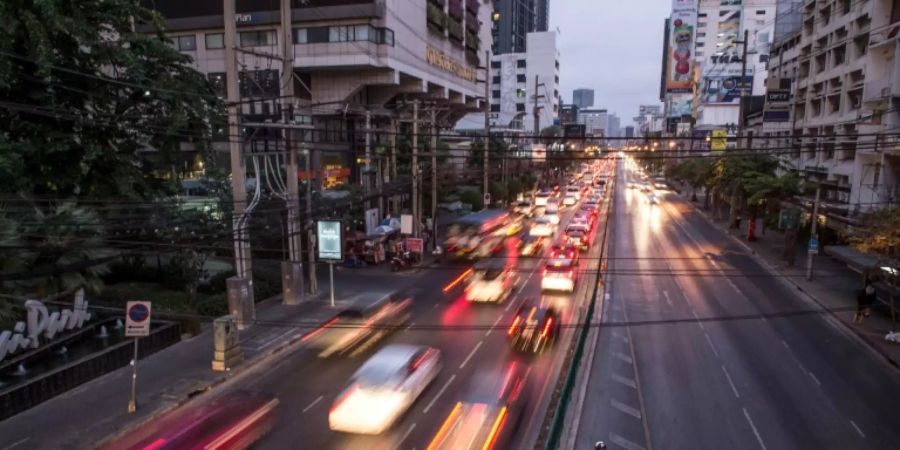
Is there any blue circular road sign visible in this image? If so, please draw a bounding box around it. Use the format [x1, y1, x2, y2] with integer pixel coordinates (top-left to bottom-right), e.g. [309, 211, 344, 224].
[128, 303, 150, 322]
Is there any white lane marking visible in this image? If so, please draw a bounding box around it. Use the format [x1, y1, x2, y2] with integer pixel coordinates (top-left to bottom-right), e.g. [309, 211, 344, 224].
[743, 408, 768, 450]
[704, 333, 720, 358]
[423, 374, 456, 413]
[613, 352, 633, 364]
[405, 322, 416, 331]
[690, 309, 700, 320]
[302, 395, 324, 413]
[662, 290, 673, 306]
[2, 438, 30, 450]
[809, 371, 822, 386]
[485, 315, 504, 336]
[393, 423, 417, 450]
[849, 419, 865, 438]
[610, 433, 647, 450]
[505, 299, 515, 311]
[721, 365, 740, 398]
[459, 341, 484, 369]
[432, 303, 439, 309]
[610, 398, 642, 420]
[781, 339, 790, 349]
[727, 279, 742, 294]
[611, 373, 637, 389]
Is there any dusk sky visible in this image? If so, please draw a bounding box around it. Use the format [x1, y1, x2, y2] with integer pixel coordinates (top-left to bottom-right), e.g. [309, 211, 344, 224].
[550, 0, 672, 125]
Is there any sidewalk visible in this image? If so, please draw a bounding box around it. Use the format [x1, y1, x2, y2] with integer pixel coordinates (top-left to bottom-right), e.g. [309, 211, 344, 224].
[0, 268, 412, 450]
[673, 186, 900, 369]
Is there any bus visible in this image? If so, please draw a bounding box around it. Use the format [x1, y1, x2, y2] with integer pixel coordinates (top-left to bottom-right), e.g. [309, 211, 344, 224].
[443, 209, 510, 259]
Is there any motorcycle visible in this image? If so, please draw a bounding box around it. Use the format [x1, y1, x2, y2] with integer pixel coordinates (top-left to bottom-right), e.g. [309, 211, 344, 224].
[390, 251, 414, 272]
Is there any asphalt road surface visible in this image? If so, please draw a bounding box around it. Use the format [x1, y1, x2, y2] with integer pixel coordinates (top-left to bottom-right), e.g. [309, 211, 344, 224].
[573, 159, 900, 450]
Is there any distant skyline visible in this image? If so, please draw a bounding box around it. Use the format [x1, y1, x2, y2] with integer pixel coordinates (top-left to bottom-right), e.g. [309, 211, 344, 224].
[550, 0, 670, 124]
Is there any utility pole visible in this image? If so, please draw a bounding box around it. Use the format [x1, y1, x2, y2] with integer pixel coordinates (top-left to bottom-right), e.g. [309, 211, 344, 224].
[533, 75, 542, 140]
[280, 0, 303, 305]
[431, 107, 438, 252]
[305, 141, 317, 295]
[364, 109, 372, 210]
[390, 118, 398, 215]
[483, 50, 491, 208]
[224, 0, 254, 326]
[412, 100, 420, 237]
[806, 184, 821, 280]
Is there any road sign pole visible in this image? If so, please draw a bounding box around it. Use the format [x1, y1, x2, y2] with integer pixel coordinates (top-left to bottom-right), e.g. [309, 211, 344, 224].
[806, 185, 821, 281]
[128, 338, 138, 413]
[329, 262, 335, 308]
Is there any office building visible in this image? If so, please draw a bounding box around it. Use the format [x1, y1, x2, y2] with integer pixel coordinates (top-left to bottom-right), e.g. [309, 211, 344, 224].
[144, 0, 493, 187]
[573, 88, 595, 109]
[492, 0, 551, 54]
[625, 126, 635, 138]
[559, 104, 579, 124]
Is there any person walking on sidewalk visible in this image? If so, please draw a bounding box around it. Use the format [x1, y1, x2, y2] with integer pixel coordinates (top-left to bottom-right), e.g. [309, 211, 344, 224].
[854, 281, 877, 323]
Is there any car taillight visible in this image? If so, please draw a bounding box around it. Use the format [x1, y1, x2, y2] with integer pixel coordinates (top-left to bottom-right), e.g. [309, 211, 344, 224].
[542, 268, 548, 276]
[569, 269, 574, 278]
[508, 316, 521, 336]
[540, 317, 554, 339]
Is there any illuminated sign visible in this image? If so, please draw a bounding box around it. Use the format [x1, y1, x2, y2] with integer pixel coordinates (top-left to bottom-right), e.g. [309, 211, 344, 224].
[317, 220, 344, 261]
[426, 46, 476, 81]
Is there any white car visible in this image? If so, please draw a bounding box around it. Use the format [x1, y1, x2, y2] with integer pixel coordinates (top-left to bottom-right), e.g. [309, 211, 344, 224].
[562, 194, 577, 206]
[534, 191, 551, 207]
[529, 218, 555, 237]
[544, 206, 560, 225]
[541, 258, 577, 292]
[329, 345, 441, 434]
[466, 261, 515, 303]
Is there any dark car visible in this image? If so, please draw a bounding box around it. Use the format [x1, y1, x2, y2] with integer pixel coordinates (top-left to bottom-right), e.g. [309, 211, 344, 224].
[427, 362, 530, 449]
[508, 302, 561, 353]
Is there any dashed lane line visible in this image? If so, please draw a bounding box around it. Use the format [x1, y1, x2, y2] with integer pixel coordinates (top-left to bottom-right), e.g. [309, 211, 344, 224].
[704, 333, 720, 358]
[302, 395, 323, 413]
[423, 374, 456, 414]
[485, 315, 504, 336]
[459, 341, 483, 369]
[613, 352, 633, 364]
[611, 373, 638, 389]
[743, 408, 768, 450]
[849, 419, 865, 438]
[393, 423, 417, 450]
[721, 365, 740, 398]
[610, 433, 647, 450]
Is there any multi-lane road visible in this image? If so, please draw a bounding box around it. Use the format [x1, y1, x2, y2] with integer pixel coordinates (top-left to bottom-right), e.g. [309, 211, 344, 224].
[190, 179, 611, 450]
[573, 159, 900, 450]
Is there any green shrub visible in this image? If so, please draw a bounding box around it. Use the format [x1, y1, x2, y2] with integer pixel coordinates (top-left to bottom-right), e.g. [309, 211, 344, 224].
[459, 189, 483, 210]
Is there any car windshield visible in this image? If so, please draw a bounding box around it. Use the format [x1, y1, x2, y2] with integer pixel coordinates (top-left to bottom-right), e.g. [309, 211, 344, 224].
[476, 269, 504, 281]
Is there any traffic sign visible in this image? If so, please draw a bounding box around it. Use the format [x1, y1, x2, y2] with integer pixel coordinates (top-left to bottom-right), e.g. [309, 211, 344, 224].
[808, 238, 819, 255]
[125, 301, 152, 337]
[483, 192, 491, 206]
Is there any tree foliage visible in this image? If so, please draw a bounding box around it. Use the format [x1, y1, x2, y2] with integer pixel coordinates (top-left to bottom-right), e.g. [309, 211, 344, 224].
[849, 207, 900, 260]
[0, 0, 223, 199]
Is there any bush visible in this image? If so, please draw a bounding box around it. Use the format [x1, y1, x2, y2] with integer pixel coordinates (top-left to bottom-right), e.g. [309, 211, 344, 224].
[459, 189, 483, 210]
[198, 270, 235, 295]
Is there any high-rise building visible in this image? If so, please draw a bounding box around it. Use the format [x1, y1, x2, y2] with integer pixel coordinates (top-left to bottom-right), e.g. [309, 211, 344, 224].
[559, 104, 579, 124]
[492, 0, 551, 54]
[625, 126, 635, 138]
[573, 88, 595, 109]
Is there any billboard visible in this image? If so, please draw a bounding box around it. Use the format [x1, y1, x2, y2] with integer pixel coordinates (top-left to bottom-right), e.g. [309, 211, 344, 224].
[666, 0, 697, 93]
[700, 75, 753, 104]
[711, 129, 728, 151]
[316, 220, 343, 261]
[763, 87, 792, 122]
[666, 94, 693, 118]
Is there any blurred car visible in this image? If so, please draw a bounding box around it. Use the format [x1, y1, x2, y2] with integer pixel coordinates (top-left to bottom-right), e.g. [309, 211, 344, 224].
[518, 234, 548, 257]
[513, 200, 534, 217]
[508, 303, 561, 353]
[427, 363, 530, 450]
[502, 218, 524, 236]
[310, 291, 412, 358]
[549, 243, 579, 260]
[329, 344, 441, 434]
[570, 216, 594, 232]
[564, 229, 590, 250]
[565, 185, 581, 200]
[529, 217, 555, 237]
[534, 190, 552, 207]
[102, 393, 278, 450]
[647, 193, 660, 205]
[562, 193, 577, 206]
[541, 258, 577, 292]
[466, 260, 516, 303]
[544, 205, 560, 225]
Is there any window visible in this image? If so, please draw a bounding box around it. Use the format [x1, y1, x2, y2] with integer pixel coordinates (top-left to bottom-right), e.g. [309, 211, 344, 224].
[698, 21, 706, 28]
[491, 104, 500, 112]
[295, 28, 308, 44]
[696, 32, 706, 37]
[308, 27, 329, 43]
[517, 59, 526, 68]
[492, 90, 501, 98]
[207, 73, 226, 97]
[492, 75, 501, 84]
[516, 103, 526, 112]
[491, 61, 501, 69]
[355, 25, 370, 42]
[205, 33, 224, 49]
[696, 51, 704, 56]
[698, 13, 707, 18]
[516, 74, 526, 82]
[240, 30, 276, 47]
[296, 25, 393, 45]
[174, 35, 196, 51]
[756, 10, 766, 15]
[696, 42, 705, 47]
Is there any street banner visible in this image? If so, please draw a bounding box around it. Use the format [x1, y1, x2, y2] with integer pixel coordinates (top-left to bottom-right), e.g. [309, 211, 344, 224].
[316, 220, 343, 261]
[666, 0, 697, 93]
[400, 214, 413, 234]
[125, 301, 151, 337]
[711, 129, 728, 151]
[407, 238, 423, 254]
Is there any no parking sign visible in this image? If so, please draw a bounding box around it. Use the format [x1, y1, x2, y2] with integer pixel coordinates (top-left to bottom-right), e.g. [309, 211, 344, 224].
[125, 301, 152, 337]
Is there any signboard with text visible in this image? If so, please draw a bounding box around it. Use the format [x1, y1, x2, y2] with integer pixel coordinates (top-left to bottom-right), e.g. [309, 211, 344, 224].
[406, 238, 423, 254]
[316, 220, 343, 261]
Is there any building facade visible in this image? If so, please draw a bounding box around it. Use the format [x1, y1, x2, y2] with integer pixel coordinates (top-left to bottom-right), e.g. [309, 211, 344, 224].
[491, 0, 550, 54]
[559, 104, 580, 124]
[573, 88, 595, 108]
[145, 0, 493, 188]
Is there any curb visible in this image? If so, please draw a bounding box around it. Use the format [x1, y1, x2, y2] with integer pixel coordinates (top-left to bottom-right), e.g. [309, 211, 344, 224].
[677, 192, 900, 371]
[96, 307, 338, 448]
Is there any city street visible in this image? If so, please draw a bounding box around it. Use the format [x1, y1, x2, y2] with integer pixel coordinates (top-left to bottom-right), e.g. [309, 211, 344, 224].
[574, 161, 900, 450]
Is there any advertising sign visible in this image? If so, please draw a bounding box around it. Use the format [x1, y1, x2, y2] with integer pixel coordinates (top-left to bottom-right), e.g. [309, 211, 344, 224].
[125, 301, 152, 337]
[666, 94, 693, 118]
[711, 129, 728, 151]
[316, 220, 343, 261]
[763, 89, 792, 122]
[406, 238, 423, 254]
[701, 76, 753, 104]
[666, 15, 695, 93]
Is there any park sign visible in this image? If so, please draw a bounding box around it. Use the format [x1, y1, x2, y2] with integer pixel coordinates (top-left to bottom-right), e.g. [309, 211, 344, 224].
[317, 220, 343, 261]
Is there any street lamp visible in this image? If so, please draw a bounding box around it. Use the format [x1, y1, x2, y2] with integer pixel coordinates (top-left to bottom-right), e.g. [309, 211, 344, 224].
[668, 141, 676, 149]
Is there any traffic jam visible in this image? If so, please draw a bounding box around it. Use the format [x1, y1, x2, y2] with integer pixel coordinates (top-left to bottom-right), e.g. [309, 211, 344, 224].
[107, 157, 616, 450]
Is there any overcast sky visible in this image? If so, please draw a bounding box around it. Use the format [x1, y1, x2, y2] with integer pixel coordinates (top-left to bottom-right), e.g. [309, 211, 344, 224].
[550, 0, 671, 126]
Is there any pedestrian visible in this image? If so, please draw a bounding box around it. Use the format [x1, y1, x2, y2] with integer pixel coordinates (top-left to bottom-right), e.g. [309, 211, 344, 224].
[854, 281, 876, 323]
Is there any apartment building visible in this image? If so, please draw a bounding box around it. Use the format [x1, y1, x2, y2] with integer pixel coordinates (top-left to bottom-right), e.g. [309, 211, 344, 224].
[786, 0, 900, 211]
[145, 0, 493, 187]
